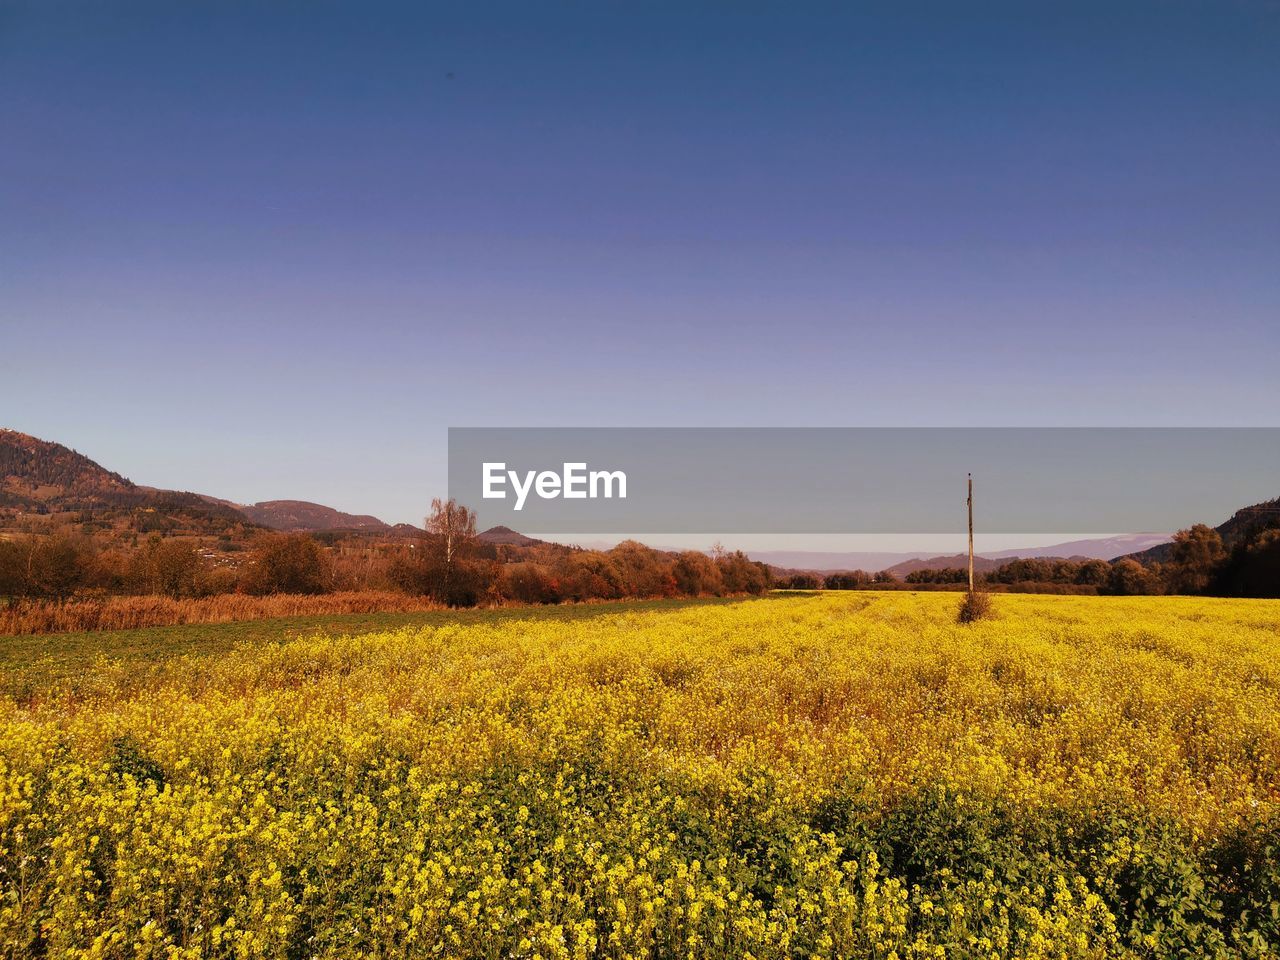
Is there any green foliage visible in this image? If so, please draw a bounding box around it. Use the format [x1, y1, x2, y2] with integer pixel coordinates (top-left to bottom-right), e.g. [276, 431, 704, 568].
[108, 735, 166, 790]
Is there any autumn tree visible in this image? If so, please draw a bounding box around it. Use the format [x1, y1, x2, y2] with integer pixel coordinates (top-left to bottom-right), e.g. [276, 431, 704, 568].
[4, 533, 96, 600]
[390, 499, 490, 605]
[1108, 558, 1158, 596]
[499, 562, 562, 604]
[240, 533, 333, 595]
[1166, 524, 1225, 594]
[1075, 559, 1111, 587]
[608, 541, 678, 597]
[131, 536, 201, 598]
[672, 551, 724, 596]
[426, 498, 477, 571]
[0, 539, 24, 598]
[715, 550, 770, 595]
[555, 552, 623, 602]
[824, 571, 871, 590]
[1212, 528, 1280, 598]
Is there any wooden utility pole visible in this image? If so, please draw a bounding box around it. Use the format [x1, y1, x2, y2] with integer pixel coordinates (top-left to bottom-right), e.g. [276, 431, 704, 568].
[967, 473, 974, 593]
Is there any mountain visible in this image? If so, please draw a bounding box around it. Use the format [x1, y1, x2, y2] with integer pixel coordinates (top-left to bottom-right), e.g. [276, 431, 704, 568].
[7, 426, 1246, 570]
[0, 429, 262, 539]
[883, 554, 1043, 579]
[1123, 497, 1280, 565]
[747, 533, 1172, 574]
[744, 550, 924, 573]
[1, 428, 559, 549]
[0, 428, 134, 508]
[986, 534, 1170, 560]
[478, 525, 544, 547]
[1, 428, 571, 549]
[240, 500, 391, 533]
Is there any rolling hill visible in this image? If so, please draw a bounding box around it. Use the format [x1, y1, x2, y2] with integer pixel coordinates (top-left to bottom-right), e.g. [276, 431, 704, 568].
[985, 534, 1171, 560]
[477, 525, 544, 547]
[0, 429, 261, 540]
[0, 429, 409, 541]
[883, 553, 1043, 579]
[239, 500, 391, 533]
[7, 426, 1267, 574]
[747, 533, 1172, 575]
[0, 428, 134, 509]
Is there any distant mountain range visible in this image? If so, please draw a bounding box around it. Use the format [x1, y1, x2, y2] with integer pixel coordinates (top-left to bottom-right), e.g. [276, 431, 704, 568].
[5, 427, 1269, 572]
[747, 533, 1172, 575]
[985, 534, 1174, 560]
[884, 554, 1047, 578]
[0, 429, 545, 548]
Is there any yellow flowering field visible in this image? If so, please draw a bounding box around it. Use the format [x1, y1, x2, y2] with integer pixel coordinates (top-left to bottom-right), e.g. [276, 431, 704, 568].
[2, 593, 1279, 959]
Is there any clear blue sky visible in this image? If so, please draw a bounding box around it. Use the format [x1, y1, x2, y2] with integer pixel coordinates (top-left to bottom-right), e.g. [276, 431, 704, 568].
[2, 1, 1277, 525]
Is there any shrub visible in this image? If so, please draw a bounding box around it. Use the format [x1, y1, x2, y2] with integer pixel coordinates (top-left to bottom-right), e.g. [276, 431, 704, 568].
[238, 533, 333, 595]
[957, 590, 993, 623]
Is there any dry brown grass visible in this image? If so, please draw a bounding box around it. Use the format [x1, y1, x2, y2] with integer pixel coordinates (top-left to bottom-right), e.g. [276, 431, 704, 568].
[0, 591, 444, 636]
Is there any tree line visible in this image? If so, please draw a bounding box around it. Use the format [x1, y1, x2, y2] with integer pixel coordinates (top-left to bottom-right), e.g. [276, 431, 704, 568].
[5, 501, 1275, 605]
[775, 519, 1279, 598]
[0, 499, 772, 606]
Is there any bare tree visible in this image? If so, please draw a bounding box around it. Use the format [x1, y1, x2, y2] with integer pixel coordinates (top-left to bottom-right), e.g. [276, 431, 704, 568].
[427, 497, 477, 567]
[425, 498, 478, 601]
[1168, 523, 1225, 593]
